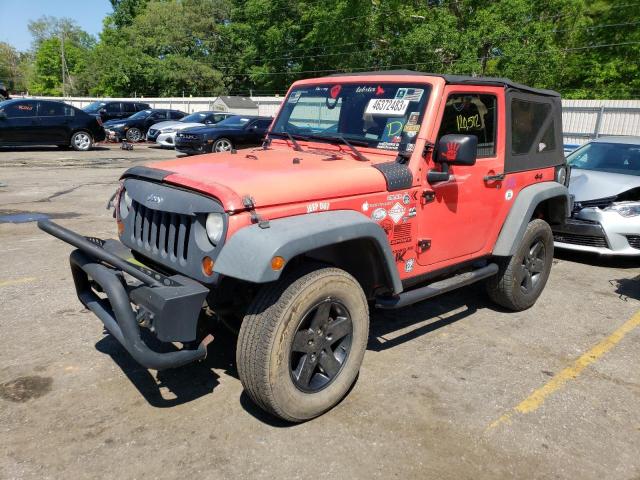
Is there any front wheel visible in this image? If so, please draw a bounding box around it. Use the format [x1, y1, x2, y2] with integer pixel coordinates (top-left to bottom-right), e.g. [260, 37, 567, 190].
[486, 218, 554, 311]
[237, 266, 369, 422]
[212, 137, 233, 152]
[70, 131, 93, 151]
[125, 128, 142, 142]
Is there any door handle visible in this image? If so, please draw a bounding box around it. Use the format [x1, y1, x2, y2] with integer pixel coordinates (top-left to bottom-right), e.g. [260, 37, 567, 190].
[484, 173, 505, 182]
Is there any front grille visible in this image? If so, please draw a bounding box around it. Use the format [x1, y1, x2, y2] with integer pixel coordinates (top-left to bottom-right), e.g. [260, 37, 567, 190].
[627, 235, 640, 249]
[130, 201, 191, 265]
[573, 196, 616, 213]
[553, 232, 608, 248]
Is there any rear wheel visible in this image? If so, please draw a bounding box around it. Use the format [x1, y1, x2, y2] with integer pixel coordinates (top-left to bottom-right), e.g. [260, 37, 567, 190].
[125, 127, 142, 142]
[70, 131, 93, 151]
[237, 266, 369, 422]
[486, 219, 554, 311]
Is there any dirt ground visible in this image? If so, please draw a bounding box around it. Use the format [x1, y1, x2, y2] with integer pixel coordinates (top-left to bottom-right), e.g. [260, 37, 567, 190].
[1, 144, 639, 479]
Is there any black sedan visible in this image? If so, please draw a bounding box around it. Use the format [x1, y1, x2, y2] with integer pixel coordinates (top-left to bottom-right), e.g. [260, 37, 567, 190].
[0, 99, 105, 151]
[104, 109, 186, 142]
[174, 115, 273, 155]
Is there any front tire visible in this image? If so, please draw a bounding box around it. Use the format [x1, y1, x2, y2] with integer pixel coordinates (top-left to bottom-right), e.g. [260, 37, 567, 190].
[70, 131, 93, 151]
[486, 219, 554, 311]
[125, 128, 142, 142]
[212, 137, 233, 152]
[237, 266, 369, 422]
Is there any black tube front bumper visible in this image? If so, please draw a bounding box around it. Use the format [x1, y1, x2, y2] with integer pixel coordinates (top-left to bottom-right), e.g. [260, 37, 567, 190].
[39, 220, 213, 370]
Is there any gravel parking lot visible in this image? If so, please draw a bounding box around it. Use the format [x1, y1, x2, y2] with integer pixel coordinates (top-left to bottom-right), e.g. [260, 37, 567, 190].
[1, 144, 639, 479]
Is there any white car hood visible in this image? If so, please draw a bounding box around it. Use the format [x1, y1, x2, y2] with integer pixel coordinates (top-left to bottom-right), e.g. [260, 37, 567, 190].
[569, 168, 640, 201]
[150, 120, 204, 131]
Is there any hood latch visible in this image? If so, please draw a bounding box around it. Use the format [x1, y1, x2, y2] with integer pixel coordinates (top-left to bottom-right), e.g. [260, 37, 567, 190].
[242, 195, 270, 229]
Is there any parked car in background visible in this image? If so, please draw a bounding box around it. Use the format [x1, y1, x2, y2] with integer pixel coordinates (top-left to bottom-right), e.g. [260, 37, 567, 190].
[174, 115, 272, 155]
[0, 98, 105, 151]
[83, 101, 150, 122]
[553, 137, 640, 256]
[104, 109, 186, 142]
[147, 111, 233, 147]
[0, 81, 9, 100]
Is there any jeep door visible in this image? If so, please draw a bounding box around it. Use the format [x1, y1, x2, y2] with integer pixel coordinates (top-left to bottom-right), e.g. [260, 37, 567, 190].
[0, 100, 38, 144]
[417, 87, 505, 267]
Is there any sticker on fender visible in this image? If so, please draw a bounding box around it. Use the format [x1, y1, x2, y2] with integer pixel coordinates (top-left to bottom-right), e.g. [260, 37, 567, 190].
[365, 98, 410, 116]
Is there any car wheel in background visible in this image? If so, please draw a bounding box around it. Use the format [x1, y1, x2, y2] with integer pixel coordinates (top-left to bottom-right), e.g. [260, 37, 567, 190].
[213, 138, 233, 152]
[70, 131, 93, 151]
[125, 128, 142, 142]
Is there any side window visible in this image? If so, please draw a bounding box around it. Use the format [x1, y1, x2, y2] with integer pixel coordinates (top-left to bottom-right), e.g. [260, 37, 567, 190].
[256, 119, 272, 129]
[38, 102, 66, 117]
[105, 103, 121, 114]
[64, 105, 76, 117]
[5, 101, 37, 118]
[150, 111, 165, 120]
[169, 111, 183, 119]
[212, 114, 226, 123]
[511, 99, 555, 154]
[437, 94, 497, 157]
[122, 103, 136, 114]
[136, 104, 150, 111]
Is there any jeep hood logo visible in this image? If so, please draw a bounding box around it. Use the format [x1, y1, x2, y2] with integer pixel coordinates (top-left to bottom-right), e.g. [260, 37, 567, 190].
[146, 193, 164, 204]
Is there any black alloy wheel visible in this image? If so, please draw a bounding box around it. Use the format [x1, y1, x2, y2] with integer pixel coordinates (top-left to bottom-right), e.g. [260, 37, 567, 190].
[290, 298, 353, 393]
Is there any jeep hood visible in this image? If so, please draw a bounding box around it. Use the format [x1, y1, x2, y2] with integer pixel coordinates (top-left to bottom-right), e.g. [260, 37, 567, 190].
[146, 146, 391, 211]
[569, 168, 640, 201]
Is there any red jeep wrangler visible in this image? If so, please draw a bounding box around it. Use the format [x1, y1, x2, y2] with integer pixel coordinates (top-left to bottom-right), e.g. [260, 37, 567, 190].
[40, 71, 570, 422]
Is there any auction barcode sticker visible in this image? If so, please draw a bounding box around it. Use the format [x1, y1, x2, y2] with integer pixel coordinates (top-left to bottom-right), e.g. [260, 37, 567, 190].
[365, 98, 410, 116]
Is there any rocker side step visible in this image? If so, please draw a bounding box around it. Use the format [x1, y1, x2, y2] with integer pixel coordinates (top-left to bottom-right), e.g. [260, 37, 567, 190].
[374, 263, 499, 310]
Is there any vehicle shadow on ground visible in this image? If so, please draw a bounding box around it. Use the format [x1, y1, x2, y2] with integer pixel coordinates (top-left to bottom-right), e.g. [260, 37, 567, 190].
[0, 146, 110, 152]
[368, 284, 488, 351]
[94, 318, 238, 408]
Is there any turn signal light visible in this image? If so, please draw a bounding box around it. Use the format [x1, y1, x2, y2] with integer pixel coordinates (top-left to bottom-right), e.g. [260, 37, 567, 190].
[117, 220, 124, 236]
[271, 256, 285, 271]
[202, 256, 214, 276]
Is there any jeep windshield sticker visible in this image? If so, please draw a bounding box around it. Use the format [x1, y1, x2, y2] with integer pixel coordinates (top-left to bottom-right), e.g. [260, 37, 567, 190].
[288, 91, 303, 104]
[395, 88, 424, 102]
[330, 85, 341, 98]
[381, 119, 405, 143]
[365, 98, 410, 116]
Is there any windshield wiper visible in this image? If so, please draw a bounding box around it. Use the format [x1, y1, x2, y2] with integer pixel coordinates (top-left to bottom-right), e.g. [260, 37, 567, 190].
[311, 134, 370, 162]
[269, 131, 303, 151]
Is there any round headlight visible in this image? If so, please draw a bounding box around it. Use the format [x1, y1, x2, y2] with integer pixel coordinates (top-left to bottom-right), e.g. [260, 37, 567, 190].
[119, 190, 132, 219]
[206, 213, 224, 245]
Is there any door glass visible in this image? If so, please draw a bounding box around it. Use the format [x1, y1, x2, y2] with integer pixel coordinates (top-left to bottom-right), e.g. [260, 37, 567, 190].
[5, 101, 36, 118]
[437, 94, 497, 157]
[38, 102, 66, 117]
[122, 103, 136, 114]
[105, 103, 121, 113]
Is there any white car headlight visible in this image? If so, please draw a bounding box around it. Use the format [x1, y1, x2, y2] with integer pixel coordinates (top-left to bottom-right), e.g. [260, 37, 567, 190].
[161, 127, 176, 133]
[119, 190, 132, 219]
[606, 201, 640, 217]
[206, 213, 224, 245]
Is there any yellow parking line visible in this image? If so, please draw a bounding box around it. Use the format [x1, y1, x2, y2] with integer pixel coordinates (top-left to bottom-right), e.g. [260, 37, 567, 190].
[487, 309, 640, 431]
[0, 276, 37, 288]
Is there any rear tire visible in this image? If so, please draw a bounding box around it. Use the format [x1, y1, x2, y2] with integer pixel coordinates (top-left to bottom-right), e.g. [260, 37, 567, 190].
[486, 219, 554, 311]
[237, 266, 369, 422]
[70, 131, 93, 151]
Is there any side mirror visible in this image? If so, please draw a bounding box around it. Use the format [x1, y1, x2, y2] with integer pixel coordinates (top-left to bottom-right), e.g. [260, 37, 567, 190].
[427, 134, 478, 184]
[436, 134, 478, 166]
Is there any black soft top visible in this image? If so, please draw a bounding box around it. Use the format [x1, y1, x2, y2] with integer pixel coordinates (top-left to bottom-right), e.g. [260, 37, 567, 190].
[326, 69, 559, 98]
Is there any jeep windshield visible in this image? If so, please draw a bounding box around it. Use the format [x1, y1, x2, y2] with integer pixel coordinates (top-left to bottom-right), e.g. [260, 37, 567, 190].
[272, 83, 431, 152]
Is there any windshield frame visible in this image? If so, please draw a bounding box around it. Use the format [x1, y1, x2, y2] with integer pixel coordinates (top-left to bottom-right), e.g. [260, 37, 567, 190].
[271, 81, 432, 153]
[567, 141, 640, 177]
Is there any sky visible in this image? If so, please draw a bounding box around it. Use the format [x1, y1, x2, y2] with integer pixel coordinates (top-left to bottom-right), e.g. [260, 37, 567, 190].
[0, 0, 112, 51]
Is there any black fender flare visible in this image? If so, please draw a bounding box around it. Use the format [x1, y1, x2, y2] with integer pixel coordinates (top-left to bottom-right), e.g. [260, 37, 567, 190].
[493, 181, 570, 256]
[213, 210, 403, 294]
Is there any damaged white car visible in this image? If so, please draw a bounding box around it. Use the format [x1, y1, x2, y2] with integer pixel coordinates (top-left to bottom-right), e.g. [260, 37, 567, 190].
[553, 137, 640, 256]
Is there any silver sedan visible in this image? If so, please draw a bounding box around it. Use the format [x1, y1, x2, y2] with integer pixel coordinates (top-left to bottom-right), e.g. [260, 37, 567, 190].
[553, 137, 640, 256]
